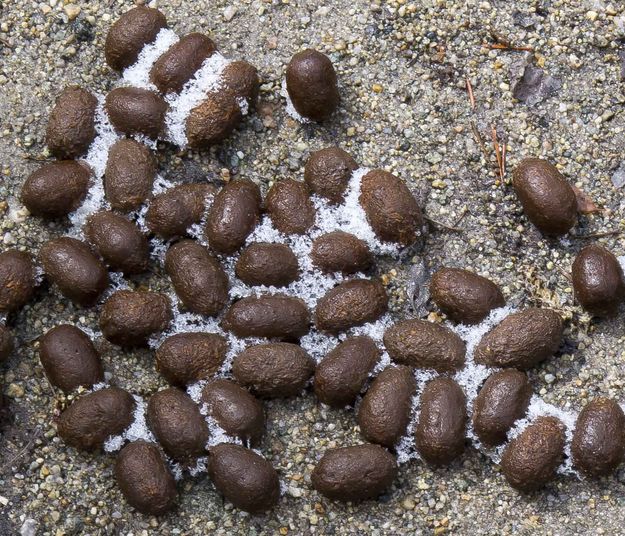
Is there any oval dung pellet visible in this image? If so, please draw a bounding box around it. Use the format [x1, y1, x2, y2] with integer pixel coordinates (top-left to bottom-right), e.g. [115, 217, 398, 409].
[208, 443, 280, 513]
[103, 139, 156, 212]
[146, 183, 217, 239]
[501, 416, 565, 491]
[205, 179, 261, 254]
[358, 366, 416, 448]
[415, 377, 467, 465]
[286, 49, 339, 122]
[21, 161, 91, 219]
[311, 444, 397, 501]
[359, 169, 423, 246]
[105, 6, 168, 71]
[430, 267, 505, 324]
[383, 319, 465, 372]
[315, 279, 388, 334]
[57, 387, 135, 451]
[572, 244, 625, 317]
[221, 60, 260, 107]
[232, 342, 315, 398]
[314, 336, 380, 407]
[222, 294, 310, 339]
[572, 398, 625, 477]
[146, 388, 208, 463]
[311, 231, 372, 275]
[39, 237, 109, 307]
[235, 242, 299, 287]
[304, 146, 358, 203]
[164, 240, 229, 317]
[0, 325, 14, 363]
[115, 441, 177, 516]
[200, 379, 264, 446]
[186, 92, 242, 148]
[150, 33, 216, 94]
[99, 290, 172, 347]
[46, 86, 98, 159]
[105, 87, 168, 139]
[265, 179, 316, 235]
[512, 158, 577, 237]
[472, 369, 532, 447]
[0, 249, 36, 314]
[473, 308, 563, 370]
[84, 211, 149, 275]
[39, 324, 103, 393]
[155, 332, 228, 386]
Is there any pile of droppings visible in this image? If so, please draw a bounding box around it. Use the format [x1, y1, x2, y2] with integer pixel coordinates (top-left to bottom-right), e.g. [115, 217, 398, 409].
[3, 0, 624, 532]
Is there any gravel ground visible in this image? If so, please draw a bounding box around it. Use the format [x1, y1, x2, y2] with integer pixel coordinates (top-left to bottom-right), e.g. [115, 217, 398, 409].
[2, 0, 625, 534]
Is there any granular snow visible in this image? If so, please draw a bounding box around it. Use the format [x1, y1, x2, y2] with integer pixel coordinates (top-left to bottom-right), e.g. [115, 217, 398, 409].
[68, 94, 117, 232]
[120, 28, 179, 90]
[164, 53, 232, 146]
[280, 79, 310, 124]
[394, 369, 438, 464]
[104, 394, 156, 453]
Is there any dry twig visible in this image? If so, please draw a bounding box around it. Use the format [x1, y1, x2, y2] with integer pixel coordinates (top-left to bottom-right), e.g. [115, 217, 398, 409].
[471, 122, 490, 162]
[465, 77, 476, 110]
[572, 230, 623, 240]
[483, 43, 533, 52]
[557, 266, 573, 283]
[485, 31, 533, 52]
[424, 216, 463, 233]
[501, 138, 507, 178]
[0, 428, 42, 472]
[490, 126, 505, 180]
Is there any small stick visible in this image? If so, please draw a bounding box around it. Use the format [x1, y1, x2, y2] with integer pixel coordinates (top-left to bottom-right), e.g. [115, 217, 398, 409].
[453, 209, 469, 227]
[0, 428, 41, 471]
[424, 216, 463, 233]
[465, 77, 476, 110]
[572, 230, 623, 240]
[471, 122, 490, 162]
[490, 30, 512, 47]
[23, 153, 48, 161]
[557, 267, 573, 283]
[491, 126, 504, 180]
[482, 43, 534, 52]
[501, 137, 507, 179]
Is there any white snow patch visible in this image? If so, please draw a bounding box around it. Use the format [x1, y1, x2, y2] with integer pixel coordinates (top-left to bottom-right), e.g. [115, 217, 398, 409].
[390, 305, 583, 471]
[204, 413, 242, 448]
[237, 96, 249, 116]
[121, 28, 179, 90]
[131, 132, 158, 150]
[300, 330, 340, 364]
[186, 189, 215, 246]
[33, 265, 45, 285]
[395, 369, 438, 464]
[491, 395, 578, 477]
[186, 380, 207, 404]
[451, 305, 515, 429]
[165, 53, 232, 146]
[147, 292, 264, 379]
[104, 394, 155, 452]
[86, 382, 107, 393]
[281, 79, 310, 123]
[152, 174, 175, 195]
[68, 94, 118, 231]
[81, 94, 120, 180]
[188, 457, 208, 477]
